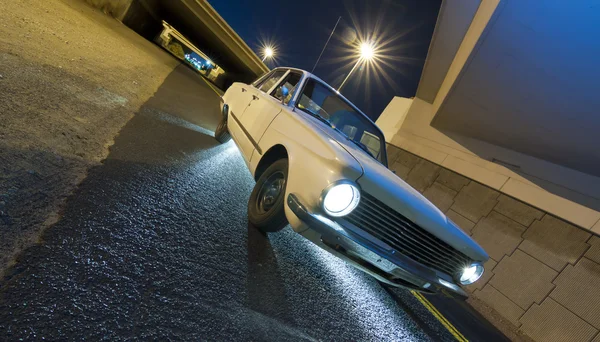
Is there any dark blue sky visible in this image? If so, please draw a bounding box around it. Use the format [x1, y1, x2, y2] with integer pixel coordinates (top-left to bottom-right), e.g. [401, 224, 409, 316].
[209, 0, 441, 120]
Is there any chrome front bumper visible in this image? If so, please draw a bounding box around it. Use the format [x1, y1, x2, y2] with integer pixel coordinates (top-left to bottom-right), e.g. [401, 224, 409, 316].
[286, 193, 468, 299]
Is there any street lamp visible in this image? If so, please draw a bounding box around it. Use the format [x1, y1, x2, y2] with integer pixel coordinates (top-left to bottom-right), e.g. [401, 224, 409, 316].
[262, 46, 274, 62]
[338, 41, 376, 91]
[359, 42, 374, 60]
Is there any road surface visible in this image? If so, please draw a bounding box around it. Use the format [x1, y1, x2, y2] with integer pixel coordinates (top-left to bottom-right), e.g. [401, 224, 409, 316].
[0, 65, 506, 341]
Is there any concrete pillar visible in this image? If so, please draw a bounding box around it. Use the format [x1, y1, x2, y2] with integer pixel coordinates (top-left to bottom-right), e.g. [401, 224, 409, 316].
[83, 0, 134, 21]
[84, 0, 163, 41]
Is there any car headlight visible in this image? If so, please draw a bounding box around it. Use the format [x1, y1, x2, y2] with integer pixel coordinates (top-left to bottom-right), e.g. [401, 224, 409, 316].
[321, 181, 361, 217]
[459, 263, 484, 285]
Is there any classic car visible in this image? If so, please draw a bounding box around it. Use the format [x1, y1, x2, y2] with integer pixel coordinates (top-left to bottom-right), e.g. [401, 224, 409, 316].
[216, 67, 488, 298]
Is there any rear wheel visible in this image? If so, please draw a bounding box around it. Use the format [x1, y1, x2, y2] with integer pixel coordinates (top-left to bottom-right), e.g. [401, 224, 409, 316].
[248, 159, 289, 232]
[214, 119, 231, 143]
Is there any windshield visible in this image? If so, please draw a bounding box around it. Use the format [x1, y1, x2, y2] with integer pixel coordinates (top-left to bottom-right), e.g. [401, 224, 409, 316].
[296, 78, 387, 165]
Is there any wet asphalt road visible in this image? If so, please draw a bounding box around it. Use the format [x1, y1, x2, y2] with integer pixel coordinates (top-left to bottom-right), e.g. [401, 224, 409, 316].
[0, 65, 451, 341]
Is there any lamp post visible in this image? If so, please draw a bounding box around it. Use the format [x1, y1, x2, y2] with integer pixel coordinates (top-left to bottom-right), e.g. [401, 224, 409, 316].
[338, 42, 375, 91]
[311, 16, 342, 73]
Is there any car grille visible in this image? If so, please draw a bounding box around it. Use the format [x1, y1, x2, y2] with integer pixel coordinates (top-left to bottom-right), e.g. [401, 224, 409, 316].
[342, 192, 472, 277]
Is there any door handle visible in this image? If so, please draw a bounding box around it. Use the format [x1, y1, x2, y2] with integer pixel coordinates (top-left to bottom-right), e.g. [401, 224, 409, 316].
[252, 95, 259, 100]
[241, 88, 247, 92]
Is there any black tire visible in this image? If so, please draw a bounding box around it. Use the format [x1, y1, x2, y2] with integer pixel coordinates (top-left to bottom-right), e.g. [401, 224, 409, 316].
[215, 119, 231, 143]
[248, 159, 289, 232]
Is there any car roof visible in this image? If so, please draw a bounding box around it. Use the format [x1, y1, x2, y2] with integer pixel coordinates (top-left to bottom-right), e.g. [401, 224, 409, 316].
[271, 67, 329, 87]
[271, 67, 381, 130]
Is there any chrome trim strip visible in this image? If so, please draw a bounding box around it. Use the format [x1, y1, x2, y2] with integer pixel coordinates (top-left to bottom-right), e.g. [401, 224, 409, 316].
[230, 111, 262, 155]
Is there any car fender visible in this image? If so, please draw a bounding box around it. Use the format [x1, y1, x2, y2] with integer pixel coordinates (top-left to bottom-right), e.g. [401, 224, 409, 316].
[221, 82, 243, 104]
[251, 111, 363, 232]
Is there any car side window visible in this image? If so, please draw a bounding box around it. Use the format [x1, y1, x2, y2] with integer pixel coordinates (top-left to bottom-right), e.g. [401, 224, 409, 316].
[271, 72, 302, 104]
[252, 71, 272, 87]
[359, 131, 381, 159]
[258, 70, 286, 93]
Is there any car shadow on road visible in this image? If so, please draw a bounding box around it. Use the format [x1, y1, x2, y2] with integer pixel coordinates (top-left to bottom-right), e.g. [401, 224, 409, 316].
[107, 105, 220, 166]
[246, 223, 294, 325]
[143, 64, 222, 132]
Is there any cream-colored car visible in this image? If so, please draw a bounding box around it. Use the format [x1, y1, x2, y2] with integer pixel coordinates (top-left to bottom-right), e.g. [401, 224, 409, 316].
[217, 67, 488, 298]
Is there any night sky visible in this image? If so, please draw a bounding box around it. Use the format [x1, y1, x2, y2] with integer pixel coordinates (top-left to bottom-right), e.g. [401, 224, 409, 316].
[208, 0, 441, 120]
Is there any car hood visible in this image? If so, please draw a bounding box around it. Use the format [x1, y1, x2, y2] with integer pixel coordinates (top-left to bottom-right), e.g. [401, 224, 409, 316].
[316, 124, 488, 262]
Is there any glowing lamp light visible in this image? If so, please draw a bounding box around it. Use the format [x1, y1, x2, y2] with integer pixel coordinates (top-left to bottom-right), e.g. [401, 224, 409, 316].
[459, 264, 484, 285]
[360, 42, 375, 60]
[322, 182, 361, 217]
[264, 47, 274, 58]
[261, 46, 275, 62]
[338, 41, 378, 91]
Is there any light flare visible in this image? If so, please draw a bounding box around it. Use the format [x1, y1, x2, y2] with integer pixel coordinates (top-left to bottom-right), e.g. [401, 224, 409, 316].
[319, 2, 427, 105]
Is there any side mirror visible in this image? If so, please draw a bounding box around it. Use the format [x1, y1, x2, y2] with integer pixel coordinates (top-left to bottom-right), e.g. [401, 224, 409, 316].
[280, 86, 289, 103]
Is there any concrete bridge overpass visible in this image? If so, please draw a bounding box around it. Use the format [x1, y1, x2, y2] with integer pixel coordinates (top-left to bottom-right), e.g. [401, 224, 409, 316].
[103, 0, 269, 87]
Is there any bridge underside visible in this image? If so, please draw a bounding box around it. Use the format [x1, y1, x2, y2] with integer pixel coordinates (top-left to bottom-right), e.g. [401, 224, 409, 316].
[121, 0, 267, 86]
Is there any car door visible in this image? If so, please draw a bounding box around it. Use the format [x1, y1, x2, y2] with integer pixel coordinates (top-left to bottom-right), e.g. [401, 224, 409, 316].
[240, 71, 303, 153]
[224, 83, 255, 159]
[228, 70, 287, 159]
[226, 70, 278, 126]
[226, 83, 256, 123]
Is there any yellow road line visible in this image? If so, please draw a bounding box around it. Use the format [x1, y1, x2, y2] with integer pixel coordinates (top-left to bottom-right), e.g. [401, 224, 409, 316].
[411, 290, 469, 342]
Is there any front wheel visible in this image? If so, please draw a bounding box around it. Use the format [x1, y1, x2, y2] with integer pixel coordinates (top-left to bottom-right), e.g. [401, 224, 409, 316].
[248, 159, 289, 232]
[214, 119, 231, 143]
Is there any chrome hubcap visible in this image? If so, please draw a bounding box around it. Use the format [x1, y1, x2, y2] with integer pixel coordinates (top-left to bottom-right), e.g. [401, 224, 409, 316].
[257, 171, 285, 213]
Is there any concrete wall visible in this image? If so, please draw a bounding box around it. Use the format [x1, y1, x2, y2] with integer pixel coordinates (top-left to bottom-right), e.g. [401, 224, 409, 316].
[377, 0, 600, 238]
[432, 0, 600, 177]
[375, 97, 413, 143]
[387, 144, 600, 342]
[431, 0, 500, 114]
[383, 96, 600, 234]
[381, 1, 600, 340]
[416, 0, 481, 103]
